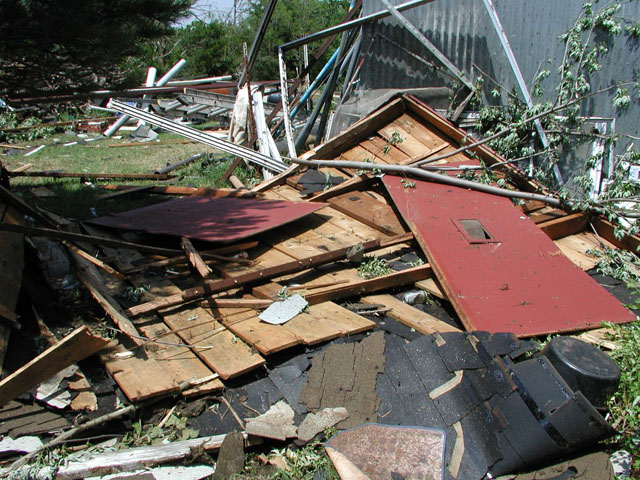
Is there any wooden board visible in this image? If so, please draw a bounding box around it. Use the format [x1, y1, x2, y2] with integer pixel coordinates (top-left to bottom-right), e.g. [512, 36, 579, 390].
[555, 232, 614, 271]
[328, 191, 406, 236]
[384, 175, 637, 337]
[0, 326, 112, 407]
[102, 345, 181, 402]
[160, 307, 264, 380]
[135, 321, 224, 395]
[362, 294, 460, 334]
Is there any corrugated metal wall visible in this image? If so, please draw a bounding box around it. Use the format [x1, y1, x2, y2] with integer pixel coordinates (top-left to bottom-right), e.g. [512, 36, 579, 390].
[356, 0, 640, 141]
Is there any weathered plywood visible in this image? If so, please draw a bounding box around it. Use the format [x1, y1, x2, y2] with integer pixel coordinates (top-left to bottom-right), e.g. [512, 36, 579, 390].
[160, 307, 264, 380]
[137, 321, 224, 395]
[102, 345, 181, 402]
[362, 294, 460, 334]
[329, 191, 406, 236]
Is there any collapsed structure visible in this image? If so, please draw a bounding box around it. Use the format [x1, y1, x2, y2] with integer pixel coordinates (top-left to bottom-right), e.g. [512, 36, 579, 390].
[0, 1, 638, 479]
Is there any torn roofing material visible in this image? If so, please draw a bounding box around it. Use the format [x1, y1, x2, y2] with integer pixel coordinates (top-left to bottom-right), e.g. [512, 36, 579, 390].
[383, 174, 636, 336]
[88, 195, 326, 244]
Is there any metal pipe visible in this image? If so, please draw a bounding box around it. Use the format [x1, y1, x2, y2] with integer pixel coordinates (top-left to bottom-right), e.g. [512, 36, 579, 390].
[289, 48, 339, 120]
[155, 59, 187, 87]
[238, 0, 279, 87]
[107, 100, 288, 173]
[105, 59, 187, 137]
[280, 0, 432, 51]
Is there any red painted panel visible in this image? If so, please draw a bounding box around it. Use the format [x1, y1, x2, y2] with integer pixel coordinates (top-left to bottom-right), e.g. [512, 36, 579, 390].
[90, 195, 325, 244]
[383, 175, 636, 336]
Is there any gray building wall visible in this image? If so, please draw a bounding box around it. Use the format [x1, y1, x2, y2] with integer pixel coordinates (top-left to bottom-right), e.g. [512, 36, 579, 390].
[354, 0, 640, 148]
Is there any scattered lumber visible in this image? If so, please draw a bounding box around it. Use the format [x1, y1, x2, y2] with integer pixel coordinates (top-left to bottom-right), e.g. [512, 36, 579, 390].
[181, 237, 213, 278]
[6, 171, 177, 181]
[0, 326, 113, 407]
[99, 185, 258, 197]
[0, 223, 182, 257]
[126, 233, 413, 316]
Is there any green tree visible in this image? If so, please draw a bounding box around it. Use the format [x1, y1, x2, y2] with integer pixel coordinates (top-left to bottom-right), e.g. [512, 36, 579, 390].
[0, 0, 193, 98]
[239, 0, 351, 80]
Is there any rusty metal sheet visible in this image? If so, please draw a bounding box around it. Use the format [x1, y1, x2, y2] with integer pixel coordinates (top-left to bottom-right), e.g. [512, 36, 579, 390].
[383, 175, 636, 337]
[89, 195, 325, 244]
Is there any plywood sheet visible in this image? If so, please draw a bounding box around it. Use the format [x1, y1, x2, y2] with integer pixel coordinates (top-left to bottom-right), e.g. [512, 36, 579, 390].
[160, 307, 264, 380]
[384, 176, 636, 336]
[90, 195, 325, 244]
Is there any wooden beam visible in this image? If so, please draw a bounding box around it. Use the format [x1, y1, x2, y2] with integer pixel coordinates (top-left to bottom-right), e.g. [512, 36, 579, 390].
[6, 171, 176, 181]
[592, 216, 640, 253]
[538, 212, 589, 240]
[0, 185, 58, 228]
[0, 326, 112, 407]
[96, 185, 155, 201]
[362, 294, 460, 334]
[71, 252, 144, 347]
[99, 185, 258, 197]
[181, 237, 213, 278]
[0, 223, 182, 257]
[126, 233, 414, 316]
[121, 241, 259, 274]
[304, 264, 432, 305]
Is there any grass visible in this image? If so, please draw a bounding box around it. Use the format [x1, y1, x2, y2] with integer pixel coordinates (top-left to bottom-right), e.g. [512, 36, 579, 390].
[2, 130, 263, 220]
[606, 321, 640, 473]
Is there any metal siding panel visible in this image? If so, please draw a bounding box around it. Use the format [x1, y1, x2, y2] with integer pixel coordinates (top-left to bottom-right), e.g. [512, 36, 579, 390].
[357, 0, 640, 139]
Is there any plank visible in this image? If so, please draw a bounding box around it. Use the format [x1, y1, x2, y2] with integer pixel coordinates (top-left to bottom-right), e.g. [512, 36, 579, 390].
[102, 345, 181, 402]
[135, 321, 224, 395]
[361, 136, 410, 164]
[362, 294, 460, 334]
[0, 326, 112, 407]
[126, 234, 413, 317]
[328, 191, 406, 236]
[378, 123, 429, 158]
[215, 308, 301, 355]
[555, 232, 615, 271]
[305, 264, 432, 305]
[181, 237, 213, 278]
[538, 213, 590, 240]
[592, 216, 640, 253]
[71, 251, 144, 346]
[100, 185, 258, 197]
[160, 306, 265, 380]
[395, 112, 450, 151]
[0, 223, 182, 257]
[414, 277, 447, 300]
[308, 174, 374, 202]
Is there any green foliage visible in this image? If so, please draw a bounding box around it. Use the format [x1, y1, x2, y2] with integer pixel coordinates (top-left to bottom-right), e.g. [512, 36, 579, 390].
[267, 438, 339, 480]
[120, 413, 199, 448]
[357, 256, 393, 279]
[587, 245, 640, 288]
[0, 0, 193, 97]
[240, 0, 351, 80]
[605, 321, 640, 471]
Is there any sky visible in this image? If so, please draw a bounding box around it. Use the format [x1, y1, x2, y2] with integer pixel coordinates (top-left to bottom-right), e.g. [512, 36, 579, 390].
[189, 0, 245, 22]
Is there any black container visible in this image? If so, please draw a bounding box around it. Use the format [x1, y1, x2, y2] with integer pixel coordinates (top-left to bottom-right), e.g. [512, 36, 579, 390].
[537, 336, 620, 409]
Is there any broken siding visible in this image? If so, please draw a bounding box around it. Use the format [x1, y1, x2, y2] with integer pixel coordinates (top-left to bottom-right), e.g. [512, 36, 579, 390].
[359, 0, 640, 140]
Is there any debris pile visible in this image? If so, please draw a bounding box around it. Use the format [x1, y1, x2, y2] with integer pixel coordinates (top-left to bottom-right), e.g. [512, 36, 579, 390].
[0, 2, 638, 479]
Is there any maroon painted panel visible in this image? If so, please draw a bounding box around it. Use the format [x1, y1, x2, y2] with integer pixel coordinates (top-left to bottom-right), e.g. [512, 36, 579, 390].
[383, 175, 636, 336]
[89, 195, 326, 244]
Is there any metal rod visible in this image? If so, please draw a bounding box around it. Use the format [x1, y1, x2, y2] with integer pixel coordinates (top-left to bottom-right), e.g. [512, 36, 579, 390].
[481, 0, 564, 185]
[280, 0, 432, 51]
[238, 0, 279, 87]
[107, 100, 287, 173]
[380, 0, 474, 91]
